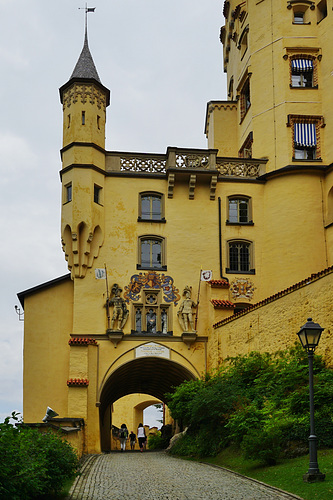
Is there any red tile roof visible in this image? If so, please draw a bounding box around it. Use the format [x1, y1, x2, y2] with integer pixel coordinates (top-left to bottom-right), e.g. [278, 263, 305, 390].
[68, 338, 98, 346]
[67, 378, 89, 387]
[208, 279, 230, 288]
[211, 299, 235, 309]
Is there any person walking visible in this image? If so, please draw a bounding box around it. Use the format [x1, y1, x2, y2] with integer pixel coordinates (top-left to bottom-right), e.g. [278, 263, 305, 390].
[119, 423, 128, 452]
[137, 423, 146, 452]
[129, 430, 136, 450]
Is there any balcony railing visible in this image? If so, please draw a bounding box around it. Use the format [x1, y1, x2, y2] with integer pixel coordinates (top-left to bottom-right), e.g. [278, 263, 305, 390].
[106, 148, 266, 178]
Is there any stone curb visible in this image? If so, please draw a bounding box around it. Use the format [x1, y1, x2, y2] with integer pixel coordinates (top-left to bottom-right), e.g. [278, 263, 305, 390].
[199, 461, 304, 500]
[66, 454, 99, 499]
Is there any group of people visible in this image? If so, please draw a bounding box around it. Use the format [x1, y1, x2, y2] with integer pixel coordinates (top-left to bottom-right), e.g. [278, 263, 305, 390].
[119, 423, 147, 452]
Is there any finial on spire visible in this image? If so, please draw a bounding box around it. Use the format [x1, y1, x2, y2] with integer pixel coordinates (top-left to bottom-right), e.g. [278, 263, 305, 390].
[79, 3, 96, 38]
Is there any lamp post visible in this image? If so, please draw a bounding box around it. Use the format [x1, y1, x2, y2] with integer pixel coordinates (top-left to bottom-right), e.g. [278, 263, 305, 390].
[297, 318, 325, 483]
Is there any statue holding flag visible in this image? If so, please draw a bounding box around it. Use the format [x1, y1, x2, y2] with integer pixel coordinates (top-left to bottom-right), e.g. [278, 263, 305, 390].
[177, 286, 197, 332]
[107, 284, 129, 331]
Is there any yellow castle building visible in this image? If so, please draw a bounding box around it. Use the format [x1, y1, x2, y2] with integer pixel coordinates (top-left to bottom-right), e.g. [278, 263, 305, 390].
[18, 1, 333, 455]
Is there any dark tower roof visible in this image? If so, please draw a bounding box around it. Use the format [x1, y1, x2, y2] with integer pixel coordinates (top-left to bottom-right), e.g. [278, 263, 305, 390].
[70, 31, 101, 82]
[59, 29, 110, 106]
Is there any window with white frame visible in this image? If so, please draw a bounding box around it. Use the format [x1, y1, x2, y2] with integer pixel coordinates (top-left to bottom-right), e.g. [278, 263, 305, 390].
[227, 197, 252, 224]
[294, 122, 317, 159]
[291, 58, 314, 87]
[227, 240, 254, 273]
[138, 236, 165, 270]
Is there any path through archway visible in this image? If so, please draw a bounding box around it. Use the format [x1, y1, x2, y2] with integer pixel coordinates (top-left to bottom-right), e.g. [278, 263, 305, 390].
[99, 357, 196, 451]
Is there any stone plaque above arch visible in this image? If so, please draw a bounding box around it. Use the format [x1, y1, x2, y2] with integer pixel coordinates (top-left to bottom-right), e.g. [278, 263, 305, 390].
[135, 342, 170, 359]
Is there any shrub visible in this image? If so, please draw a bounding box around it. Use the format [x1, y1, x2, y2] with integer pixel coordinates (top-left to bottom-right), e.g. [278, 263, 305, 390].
[0, 412, 79, 499]
[167, 345, 333, 462]
[241, 427, 283, 465]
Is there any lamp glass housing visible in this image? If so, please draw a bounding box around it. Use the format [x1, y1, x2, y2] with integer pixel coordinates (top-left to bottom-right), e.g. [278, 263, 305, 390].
[297, 318, 323, 351]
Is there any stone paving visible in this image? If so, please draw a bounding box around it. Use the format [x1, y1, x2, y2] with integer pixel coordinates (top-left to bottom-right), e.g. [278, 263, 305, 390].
[67, 451, 303, 500]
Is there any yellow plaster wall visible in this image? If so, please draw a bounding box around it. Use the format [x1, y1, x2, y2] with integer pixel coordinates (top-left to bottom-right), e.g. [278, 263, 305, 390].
[209, 271, 333, 372]
[221, 0, 327, 171]
[206, 102, 238, 156]
[23, 279, 73, 422]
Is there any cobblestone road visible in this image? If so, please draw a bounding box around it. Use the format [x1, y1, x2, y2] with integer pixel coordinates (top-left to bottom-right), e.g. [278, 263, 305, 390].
[67, 451, 303, 500]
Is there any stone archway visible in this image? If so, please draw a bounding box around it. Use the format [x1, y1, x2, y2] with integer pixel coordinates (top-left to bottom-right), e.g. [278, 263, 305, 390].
[99, 357, 196, 451]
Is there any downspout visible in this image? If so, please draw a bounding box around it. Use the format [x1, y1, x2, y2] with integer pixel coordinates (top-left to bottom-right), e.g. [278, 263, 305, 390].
[218, 196, 229, 281]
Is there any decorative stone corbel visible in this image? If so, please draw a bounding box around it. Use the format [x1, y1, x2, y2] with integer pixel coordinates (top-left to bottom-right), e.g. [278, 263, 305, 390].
[189, 175, 196, 199]
[210, 175, 217, 200]
[181, 332, 197, 349]
[107, 330, 124, 347]
[168, 173, 175, 199]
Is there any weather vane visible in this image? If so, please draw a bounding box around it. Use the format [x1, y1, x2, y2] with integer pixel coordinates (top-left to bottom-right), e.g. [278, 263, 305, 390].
[79, 3, 96, 32]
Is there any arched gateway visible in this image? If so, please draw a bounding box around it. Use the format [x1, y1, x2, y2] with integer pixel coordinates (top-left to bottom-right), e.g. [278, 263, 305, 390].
[99, 355, 197, 451]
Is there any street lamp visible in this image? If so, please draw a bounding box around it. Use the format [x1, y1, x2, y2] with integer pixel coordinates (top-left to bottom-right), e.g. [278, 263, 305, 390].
[297, 318, 325, 483]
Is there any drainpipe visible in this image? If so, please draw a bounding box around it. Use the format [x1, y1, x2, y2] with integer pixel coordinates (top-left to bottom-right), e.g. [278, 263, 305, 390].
[218, 197, 229, 281]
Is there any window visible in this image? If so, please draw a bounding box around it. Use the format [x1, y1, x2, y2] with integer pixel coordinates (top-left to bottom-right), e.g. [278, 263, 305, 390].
[240, 79, 251, 121]
[227, 197, 252, 224]
[82, 111, 85, 125]
[288, 114, 324, 161]
[133, 290, 170, 334]
[65, 183, 72, 203]
[94, 185, 102, 204]
[139, 193, 164, 221]
[294, 10, 305, 23]
[239, 132, 253, 158]
[138, 236, 165, 270]
[97, 115, 100, 130]
[238, 25, 249, 59]
[227, 240, 254, 274]
[294, 122, 316, 159]
[291, 58, 313, 87]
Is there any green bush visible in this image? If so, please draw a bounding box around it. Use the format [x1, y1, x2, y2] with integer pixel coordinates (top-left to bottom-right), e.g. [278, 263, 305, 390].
[0, 412, 79, 499]
[166, 345, 333, 462]
[148, 431, 164, 450]
[241, 427, 283, 465]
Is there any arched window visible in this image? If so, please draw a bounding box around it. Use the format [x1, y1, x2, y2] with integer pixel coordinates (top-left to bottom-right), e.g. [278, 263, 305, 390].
[138, 236, 166, 270]
[227, 196, 253, 224]
[139, 192, 164, 221]
[227, 240, 254, 274]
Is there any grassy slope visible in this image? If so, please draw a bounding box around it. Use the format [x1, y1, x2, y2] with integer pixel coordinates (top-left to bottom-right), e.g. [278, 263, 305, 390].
[201, 447, 333, 500]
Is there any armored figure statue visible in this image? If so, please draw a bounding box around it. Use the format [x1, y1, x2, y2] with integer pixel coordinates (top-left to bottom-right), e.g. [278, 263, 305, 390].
[177, 286, 197, 332]
[107, 284, 129, 330]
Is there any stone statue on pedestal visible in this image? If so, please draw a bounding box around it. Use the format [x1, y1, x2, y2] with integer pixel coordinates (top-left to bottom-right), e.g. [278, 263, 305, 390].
[177, 286, 197, 332]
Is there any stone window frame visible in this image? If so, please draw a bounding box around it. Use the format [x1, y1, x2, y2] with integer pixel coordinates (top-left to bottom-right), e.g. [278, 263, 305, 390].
[287, 1, 315, 25]
[132, 288, 171, 335]
[226, 239, 255, 275]
[137, 235, 167, 271]
[138, 191, 165, 223]
[289, 54, 318, 89]
[226, 195, 254, 226]
[287, 114, 325, 161]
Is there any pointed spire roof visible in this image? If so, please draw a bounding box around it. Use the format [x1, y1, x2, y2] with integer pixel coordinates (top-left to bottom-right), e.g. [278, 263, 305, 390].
[59, 28, 110, 107]
[70, 31, 101, 82]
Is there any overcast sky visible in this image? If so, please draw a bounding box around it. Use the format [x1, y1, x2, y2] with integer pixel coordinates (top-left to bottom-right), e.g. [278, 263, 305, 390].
[0, 0, 226, 426]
